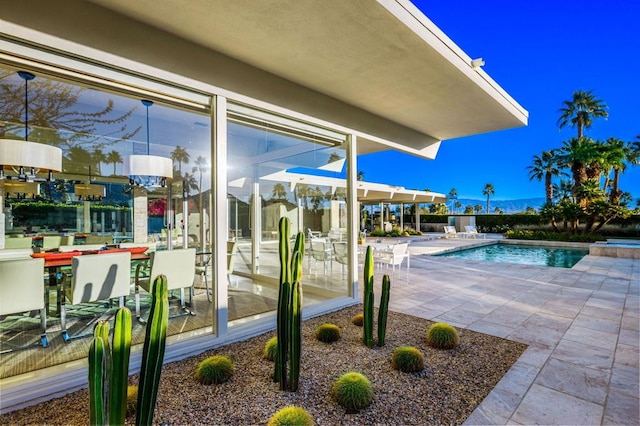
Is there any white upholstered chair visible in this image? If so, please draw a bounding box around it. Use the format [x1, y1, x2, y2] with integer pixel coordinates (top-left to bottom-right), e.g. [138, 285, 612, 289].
[59, 252, 132, 342]
[59, 244, 105, 252]
[0, 258, 49, 351]
[4, 237, 33, 249]
[374, 243, 410, 282]
[134, 248, 196, 320]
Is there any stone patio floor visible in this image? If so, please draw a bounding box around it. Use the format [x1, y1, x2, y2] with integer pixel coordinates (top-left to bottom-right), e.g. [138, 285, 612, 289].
[373, 236, 639, 425]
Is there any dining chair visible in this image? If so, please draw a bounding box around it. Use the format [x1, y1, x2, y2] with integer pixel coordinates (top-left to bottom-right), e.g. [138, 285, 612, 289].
[119, 241, 158, 254]
[134, 248, 196, 320]
[0, 248, 34, 260]
[42, 235, 62, 251]
[0, 258, 49, 352]
[373, 243, 410, 282]
[4, 237, 33, 249]
[59, 244, 105, 252]
[58, 252, 132, 342]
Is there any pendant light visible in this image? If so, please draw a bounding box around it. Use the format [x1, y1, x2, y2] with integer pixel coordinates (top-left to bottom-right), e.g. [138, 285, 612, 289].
[123, 100, 173, 188]
[74, 165, 105, 201]
[0, 71, 63, 182]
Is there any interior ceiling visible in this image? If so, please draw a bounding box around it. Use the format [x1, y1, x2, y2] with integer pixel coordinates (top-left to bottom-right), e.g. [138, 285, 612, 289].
[86, 0, 527, 146]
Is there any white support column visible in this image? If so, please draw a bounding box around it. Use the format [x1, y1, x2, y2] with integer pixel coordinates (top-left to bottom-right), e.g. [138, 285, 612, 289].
[251, 182, 261, 275]
[212, 94, 228, 337]
[415, 203, 420, 232]
[346, 134, 358, 299]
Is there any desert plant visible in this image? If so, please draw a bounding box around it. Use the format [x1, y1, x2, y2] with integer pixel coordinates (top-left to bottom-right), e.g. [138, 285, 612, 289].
[351, 313, 364, 326]
[264, 336, 278, 361]
[315, 323, 341, 343]
[363, 246, 374, 347]
[391, 346, 425, 373]
[426, 322, 460, 349]
[88, 306, 132, 426]
[196, 355, 234, 385]
[136, 275, 169, 426]
[377, 274, 391, 346]
[267, 406, 313, 426]
[332, 372, 374, 413]
[275, 217, 305, 391]
[126, 385, 138, 417]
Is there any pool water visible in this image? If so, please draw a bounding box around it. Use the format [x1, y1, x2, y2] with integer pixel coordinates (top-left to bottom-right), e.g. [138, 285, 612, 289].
[436, 243, 589, 268]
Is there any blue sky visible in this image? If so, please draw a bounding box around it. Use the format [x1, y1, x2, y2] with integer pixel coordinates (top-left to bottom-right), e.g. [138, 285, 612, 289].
[358, 0, 640, 202]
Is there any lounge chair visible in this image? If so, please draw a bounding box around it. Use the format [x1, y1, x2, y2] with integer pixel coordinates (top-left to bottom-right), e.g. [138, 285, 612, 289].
[443, 226, 459, 238]
[463, 225, 486, 239]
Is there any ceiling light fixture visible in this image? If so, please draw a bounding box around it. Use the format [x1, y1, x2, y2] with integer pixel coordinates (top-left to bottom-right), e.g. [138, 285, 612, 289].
[0, 71, 62, 182]
[123, 100, 173, 189]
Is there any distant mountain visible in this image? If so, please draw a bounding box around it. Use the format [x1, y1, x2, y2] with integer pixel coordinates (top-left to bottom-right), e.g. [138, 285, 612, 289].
[451, 198, 545, 214]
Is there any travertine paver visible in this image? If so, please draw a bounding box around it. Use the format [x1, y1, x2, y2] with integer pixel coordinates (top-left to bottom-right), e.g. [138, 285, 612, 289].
[378, 237, 639, 425]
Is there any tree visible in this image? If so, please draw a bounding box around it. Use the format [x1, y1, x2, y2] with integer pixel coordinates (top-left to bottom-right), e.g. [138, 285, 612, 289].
[455, 201, 462, 213]
[493, 207, 503, 214]
[92, 148, 107, 176]
[482, 183, 494, 214]
[0, 70, 140, 149]
[447, 187, 458, 213]
[464, 205, 474, 214]
[527, 150, 565, 204]
[106, 150, 123, 176]
[271, 183, 287, 200]
[192, 155, 210, 240]
[557, 90, 608, 138]
[474, 205, 483, 214]
[171, 145, 190, 175]
[601, 137, 639, 204]
[557, 136, 600, 205]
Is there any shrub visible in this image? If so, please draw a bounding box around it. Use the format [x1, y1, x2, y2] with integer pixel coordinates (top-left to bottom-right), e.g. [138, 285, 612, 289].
[426, 323, 460, 349]
[263, 336, 278, 361]
[332, 372, 373, 413]
[391, 346, 425, 373]
[316, 323, 341, 343]
[267, 406, 313, 426]
[351, 313, 364, 326]
[196, 355, 234, 385]
[126, 385, 137, 417]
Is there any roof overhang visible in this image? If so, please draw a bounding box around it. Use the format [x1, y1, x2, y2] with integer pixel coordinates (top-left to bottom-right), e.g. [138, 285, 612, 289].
[0, 0, 527, 161]
[261, 170, 447, 204]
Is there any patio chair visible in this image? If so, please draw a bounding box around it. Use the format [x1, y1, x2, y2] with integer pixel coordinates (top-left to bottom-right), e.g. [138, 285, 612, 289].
[373, 243, 410, 282]
[309, 238, 333, 275]
[58, 252, 131, 342]
[0, 258, 49, 352]
[463, 225, 486, 239]
[0, 248, 34, 260]
[59, 244, 105, 252]
[4, 237, 33, 249]
[42, 235, 62, 251]
[443, 226, 459, 238]
[119, 241, 159, 254]
[333, 241, 348, 276]
[195, 241, 238, 302]
[307, 228, 322, 239]
[135, 248, 196, 320]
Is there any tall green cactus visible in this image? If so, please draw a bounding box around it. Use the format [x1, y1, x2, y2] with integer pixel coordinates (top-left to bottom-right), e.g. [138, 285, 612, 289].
[136, 274, 169, 426]
[88, 334, 107, 426]
[275, 217, 304, 391]
[88, 308, 131, 426]
[363, 246, 375, 348]
[110, 307, 132, 425]
[377, 274, 391, 347]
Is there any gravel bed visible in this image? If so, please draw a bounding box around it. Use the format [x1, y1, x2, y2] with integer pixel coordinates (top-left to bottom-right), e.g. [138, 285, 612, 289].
[1, 305, 527, 425]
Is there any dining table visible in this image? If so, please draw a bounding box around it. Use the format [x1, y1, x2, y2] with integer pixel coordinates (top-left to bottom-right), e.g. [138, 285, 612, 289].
[31, 247, 151, 315]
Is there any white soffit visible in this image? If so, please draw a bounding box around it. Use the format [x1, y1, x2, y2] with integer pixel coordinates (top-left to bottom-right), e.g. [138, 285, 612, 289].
[84, 0, 528, 144]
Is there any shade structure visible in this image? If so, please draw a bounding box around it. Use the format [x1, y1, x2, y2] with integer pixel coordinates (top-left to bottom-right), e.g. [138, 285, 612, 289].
[123, 154, 173, 187]
[0, 139, 62, 173]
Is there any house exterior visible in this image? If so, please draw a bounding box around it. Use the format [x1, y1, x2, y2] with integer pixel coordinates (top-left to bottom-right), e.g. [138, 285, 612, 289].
[0, 0, 527, 412]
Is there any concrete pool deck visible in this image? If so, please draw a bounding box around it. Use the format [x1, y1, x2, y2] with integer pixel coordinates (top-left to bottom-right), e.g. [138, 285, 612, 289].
[373, 237, 639, 425]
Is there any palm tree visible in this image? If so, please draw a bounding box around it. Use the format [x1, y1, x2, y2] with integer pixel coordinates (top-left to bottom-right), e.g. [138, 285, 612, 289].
[92, 148, 107, 176]
[527, 150, 565, 204]
[272, 183, 287, 200]
[557, 90, 608, 138]
[106, 150, 123, 176]
[455, 201, 462, 213]
[553, 179, 574, 202]
[474, 204, 483, 214]
[171, 145, 190, 175]
[447, 187, 458, 213]
[191, 155, 209, 239]
[557, 136, 600, 205]
[482, 183, 494, 214]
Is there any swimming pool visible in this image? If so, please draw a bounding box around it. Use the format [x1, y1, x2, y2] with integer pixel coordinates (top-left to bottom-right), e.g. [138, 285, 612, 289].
[436, 243, 589, 268]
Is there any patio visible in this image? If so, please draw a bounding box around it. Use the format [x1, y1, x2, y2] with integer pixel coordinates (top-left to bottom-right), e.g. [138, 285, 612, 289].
[379, 237, 640, 425]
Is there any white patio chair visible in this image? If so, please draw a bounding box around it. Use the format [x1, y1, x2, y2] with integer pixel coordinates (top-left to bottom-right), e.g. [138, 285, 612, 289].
[4, 237, 33, 249]
[195, 241, 238, 302]
[464, 225, 486, 239]
[309, 238, 333, 275]
[0, 258, 49, 351]
[134, 248, 196, 320]
[0, 248, 34, 260]
[373, 243, 410, 282]
[59, 252, 131, 342]
[443, 226, 459, 238]
[333, 241, 348, 276]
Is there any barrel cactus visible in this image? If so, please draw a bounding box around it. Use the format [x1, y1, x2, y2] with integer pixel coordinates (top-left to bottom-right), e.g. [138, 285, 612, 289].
[426, 322, 460, 349]
[196, 355, 234, 385]
[332, 372, 373, 413]
[267, 406, 313, 426]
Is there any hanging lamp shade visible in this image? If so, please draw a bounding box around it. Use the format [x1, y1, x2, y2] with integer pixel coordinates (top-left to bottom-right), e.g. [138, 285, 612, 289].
[124, 100, 173, 188]
[0, 71, 62, 181]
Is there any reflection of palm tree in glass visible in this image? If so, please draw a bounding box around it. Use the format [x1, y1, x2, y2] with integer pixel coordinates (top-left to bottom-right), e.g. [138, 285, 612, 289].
[271, 183, 286, 200]
[92, 148, 107, 176]
[171, 145, 190, 176]
[66, 146, 92, 174]
[296, 184, 310, 210]
[192, 155, 210, 245]
[106, 150, 123, 176]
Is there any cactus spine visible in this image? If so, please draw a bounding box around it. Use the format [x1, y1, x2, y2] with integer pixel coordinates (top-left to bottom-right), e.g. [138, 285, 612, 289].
[363, 246, 374, 348]
[136, 274, 169, 426]
[377, 274, 391, 347]
[275, 217, 304, 391]
[88, 308, 131, 426]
